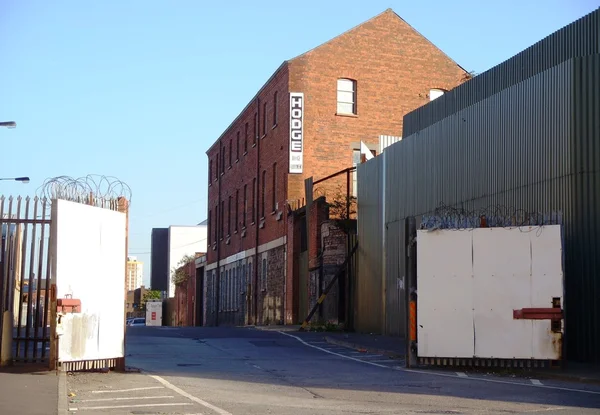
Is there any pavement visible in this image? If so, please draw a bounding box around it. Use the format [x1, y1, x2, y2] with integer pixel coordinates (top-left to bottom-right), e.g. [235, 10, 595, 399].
[56, 326, 600, 414]
[0, 364, 59, 415]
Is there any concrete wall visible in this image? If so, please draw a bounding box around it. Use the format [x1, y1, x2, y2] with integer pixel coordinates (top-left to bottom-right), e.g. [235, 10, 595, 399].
[167, 225, 207, 298]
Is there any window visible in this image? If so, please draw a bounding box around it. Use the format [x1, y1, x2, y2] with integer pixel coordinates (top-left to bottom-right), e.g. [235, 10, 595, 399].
[253, 113, 258, 144]
[235, 190, 239, 232]
[220, 200, 224, 238]
[243, 184, 247, 227]
[262, 102, 267, 136]
[248, 262, 252, 295]
[228, 196, 232, 235]
[232, 267, 237, 309]
[236, 131, 240, 161]
[273, 91, 278, 126]
[214, 205, 219, 243]
[242, 264, 246, 292]
[215, 156, 219, 181]
[261, 257, 267, 291]
[272, 163, 277, 212]
[252, 178, 256, 223]
[244, 123, 248, 152]
[208, 209, 211, 244]
[337, 78, 357, 115]
[220, 271, 224, 311]
[221, 149, 225, 174]
[229, 139, 232, 167]
[208, 160, 213, 185]
[261, 170, 266, 218]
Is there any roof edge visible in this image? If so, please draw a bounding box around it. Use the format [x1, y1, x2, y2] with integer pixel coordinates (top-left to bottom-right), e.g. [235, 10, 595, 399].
[288, 8, 393, 62]
[205, 61, 288, 155]
[387, 9, 469, 74]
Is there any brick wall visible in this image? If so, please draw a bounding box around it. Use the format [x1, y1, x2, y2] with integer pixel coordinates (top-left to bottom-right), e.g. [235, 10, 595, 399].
[205, 9, 468, 326]
[206, 66, 290, 266]
[319, 221, 349, 323]
[287, 9, 468, 202]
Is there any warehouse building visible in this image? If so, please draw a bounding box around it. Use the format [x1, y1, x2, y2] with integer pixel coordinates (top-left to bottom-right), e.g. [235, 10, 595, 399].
[205, 9, 469, 326]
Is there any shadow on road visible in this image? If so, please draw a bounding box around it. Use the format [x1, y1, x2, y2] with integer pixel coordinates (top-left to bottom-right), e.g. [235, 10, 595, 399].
[121, 326, 600, 411]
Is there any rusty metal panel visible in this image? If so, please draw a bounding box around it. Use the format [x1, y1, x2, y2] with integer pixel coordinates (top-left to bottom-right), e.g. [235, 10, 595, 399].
[404, 8, 599, 136]
[356, 158, 384, 334]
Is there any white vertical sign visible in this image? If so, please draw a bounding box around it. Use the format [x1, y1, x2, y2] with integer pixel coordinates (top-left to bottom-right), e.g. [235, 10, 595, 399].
[289, 92, 304, 174]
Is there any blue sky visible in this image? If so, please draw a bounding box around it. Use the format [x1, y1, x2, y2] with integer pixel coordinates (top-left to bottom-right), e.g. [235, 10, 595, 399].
[1, 0, 597, 286]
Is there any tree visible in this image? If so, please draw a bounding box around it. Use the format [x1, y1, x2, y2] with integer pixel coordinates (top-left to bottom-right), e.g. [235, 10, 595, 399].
[171, 254, 196, 287]
[141, 290, 161, 311]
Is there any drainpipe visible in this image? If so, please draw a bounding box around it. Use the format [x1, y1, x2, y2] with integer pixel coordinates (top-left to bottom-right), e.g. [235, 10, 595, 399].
[254, 97, 261, 325]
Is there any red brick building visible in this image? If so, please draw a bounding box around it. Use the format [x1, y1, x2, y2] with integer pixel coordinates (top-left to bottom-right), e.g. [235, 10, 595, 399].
[205, 9, 468, 326]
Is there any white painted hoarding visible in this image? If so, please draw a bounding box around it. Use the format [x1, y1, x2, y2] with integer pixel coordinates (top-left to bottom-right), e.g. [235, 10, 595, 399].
[417, 225, 563, 360]
[52, 199, 126, 363]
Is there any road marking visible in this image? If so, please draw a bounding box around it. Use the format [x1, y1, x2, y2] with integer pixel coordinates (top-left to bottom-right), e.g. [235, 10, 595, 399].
[69, 403, 192, 411]
[531, 379, 543, 385]
[77, 395, 174, 403]
[91, 386, 164, 394]
[278, 332, 388, 368]
[150, 375, 232, 415]
[279, 331, 600, 396]
[456, 372, 468, 377]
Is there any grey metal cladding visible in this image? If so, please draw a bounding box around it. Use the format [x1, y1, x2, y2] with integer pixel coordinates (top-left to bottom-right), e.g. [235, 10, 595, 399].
[362, 56, 600, 363]
[403, 8, 600, 137]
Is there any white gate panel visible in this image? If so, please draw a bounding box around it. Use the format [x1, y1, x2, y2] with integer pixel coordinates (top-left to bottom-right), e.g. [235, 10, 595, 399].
[52, 199, 126, 363]
[530, 226, 563, 360]
[417, 225, 563, 361]
[472, 228, 532, 359]
[417, 230, 474, 358]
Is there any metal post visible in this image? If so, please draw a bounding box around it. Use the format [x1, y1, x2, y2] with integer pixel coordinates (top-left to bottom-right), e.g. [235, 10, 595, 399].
[406, 216, 418, 368]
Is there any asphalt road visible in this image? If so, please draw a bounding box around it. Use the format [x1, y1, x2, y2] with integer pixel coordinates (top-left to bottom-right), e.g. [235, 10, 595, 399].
[67, 326, 600, 414]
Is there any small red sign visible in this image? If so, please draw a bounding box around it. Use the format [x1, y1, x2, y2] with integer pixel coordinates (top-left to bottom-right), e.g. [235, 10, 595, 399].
[151, 312, 156, 320]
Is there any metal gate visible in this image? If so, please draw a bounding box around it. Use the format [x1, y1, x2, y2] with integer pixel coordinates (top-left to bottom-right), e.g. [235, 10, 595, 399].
[0, 196, 52, 365]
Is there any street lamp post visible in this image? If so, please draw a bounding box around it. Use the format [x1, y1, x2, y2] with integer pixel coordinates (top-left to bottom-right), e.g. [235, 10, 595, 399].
[0, 177, 30, 183]
[0, 121, 16, 129]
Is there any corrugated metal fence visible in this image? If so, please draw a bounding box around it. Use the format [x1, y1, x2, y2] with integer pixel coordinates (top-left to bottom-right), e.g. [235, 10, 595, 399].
[356, 53, 600, 363]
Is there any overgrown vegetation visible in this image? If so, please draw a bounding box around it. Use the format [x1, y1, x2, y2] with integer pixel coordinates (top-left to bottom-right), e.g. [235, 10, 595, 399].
[141, 290, 161, 310]
[325, 186, 357, 234]
[171, 254, 196, 287]
[304, 320, 344, 332]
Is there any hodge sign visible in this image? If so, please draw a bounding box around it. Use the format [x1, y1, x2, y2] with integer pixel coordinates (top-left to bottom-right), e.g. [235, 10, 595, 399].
[289, 92, 304, 174]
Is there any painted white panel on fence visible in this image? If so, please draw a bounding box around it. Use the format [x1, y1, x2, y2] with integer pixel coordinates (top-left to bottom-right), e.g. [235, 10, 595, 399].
[473, 228, 532, 359]
[53, 199, 126, 362]
[417, 225, 563, 360]
[417, 230, 474, 357]
[531, 226, 564, 360]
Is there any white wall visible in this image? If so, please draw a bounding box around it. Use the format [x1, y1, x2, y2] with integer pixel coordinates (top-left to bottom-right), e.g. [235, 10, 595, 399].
[167, 225, 207, 297]
[52, 199, 126, 363]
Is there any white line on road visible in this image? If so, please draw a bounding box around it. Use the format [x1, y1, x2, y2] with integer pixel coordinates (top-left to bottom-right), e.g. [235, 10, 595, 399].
[279, 331, 600, 396]
[278, 332, 388, 368]
[150, 374, 233, 415]
[91, 386, 164, 394]
[77, 395, 174, 403]
[69, 403, 192, 411]
[456, 372, 468, 378]
[531, 379, 543, 385]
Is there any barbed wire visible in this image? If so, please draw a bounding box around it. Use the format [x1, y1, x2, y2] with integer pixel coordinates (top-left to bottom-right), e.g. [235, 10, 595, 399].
[421, 203, 562, 232]
[36, 175, 132, 208]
